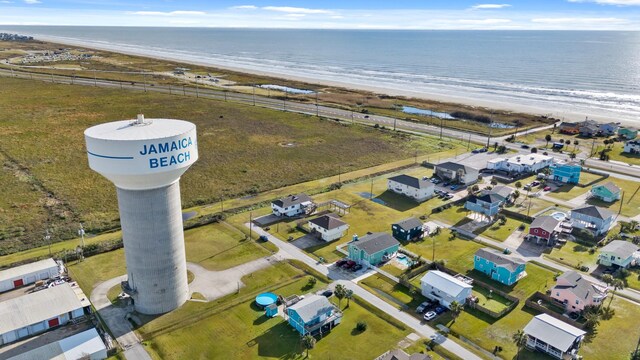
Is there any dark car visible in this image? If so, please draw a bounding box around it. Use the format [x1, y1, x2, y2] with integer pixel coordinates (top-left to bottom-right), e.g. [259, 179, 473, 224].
[336, 259, 348, 267]
[351, 264, 363, 272]
[521, 144, 530, 149]
[343, 260, 356, 269]
[259, 235, 269, 242]
[434, 306, 447, 315]
[322, 290, 334, 298]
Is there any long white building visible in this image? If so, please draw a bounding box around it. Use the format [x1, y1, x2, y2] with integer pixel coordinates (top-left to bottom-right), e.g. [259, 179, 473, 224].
[487, 154, 553, 174]
[0, 258, 62, 293]
[6, 327, 107, 360]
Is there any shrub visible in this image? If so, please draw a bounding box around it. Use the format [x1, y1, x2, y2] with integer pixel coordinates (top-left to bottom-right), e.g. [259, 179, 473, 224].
[356, 321, 367, 332]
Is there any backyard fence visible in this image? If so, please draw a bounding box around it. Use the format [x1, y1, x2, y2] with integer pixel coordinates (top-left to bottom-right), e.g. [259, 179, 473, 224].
[500, 209, 534, 223]
[524, 292, 586, 330]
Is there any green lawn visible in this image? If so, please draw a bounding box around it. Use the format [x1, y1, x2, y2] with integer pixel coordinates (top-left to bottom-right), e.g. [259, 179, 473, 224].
[405, 232, 484, 274]
[475, 216, 522, 242]
[545, 241, 598, 271]
[360, 273, 426, 311]
[594, 141, 640, 166]
[67, 249, 126, 294]
[472, 286, 514, 313]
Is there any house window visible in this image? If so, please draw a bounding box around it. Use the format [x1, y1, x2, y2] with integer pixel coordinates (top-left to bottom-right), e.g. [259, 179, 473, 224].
[576, 300, 579, 305]
[556, 292, 560, 297]
[534, 229, 538, 234]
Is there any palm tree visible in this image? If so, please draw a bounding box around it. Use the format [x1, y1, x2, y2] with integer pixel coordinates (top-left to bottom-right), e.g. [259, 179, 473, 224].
[512, 329, 527, 360]
[573, 140, 579, 151]
[602, 274, 614, 286]
[345, 289, 353, 308]
[334, 284, 347, 309]
[631, 220, 640, 232]
[449, 301, 463, 322]
[545, 134, 552, 148]
[608, 278, 625, 309]
[301, 334, 316, 358]
[584, 310, 601, 330]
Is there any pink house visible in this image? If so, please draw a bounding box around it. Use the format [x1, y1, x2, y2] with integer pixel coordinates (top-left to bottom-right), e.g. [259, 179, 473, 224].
[551, 271, 608, 312]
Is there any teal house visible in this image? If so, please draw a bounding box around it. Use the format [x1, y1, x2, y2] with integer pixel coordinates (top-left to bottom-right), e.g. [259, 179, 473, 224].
[474, 248, 526, 286]
[591, 182, 621, 203]
[348, 232, 400, 266]
[552, 162, 581, 184]
[287, 294, 342, 336]
[618, 128, 638, 140]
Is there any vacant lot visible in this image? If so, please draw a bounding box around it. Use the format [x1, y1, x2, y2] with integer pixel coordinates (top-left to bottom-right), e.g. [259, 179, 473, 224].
[0, 76, 463, 253]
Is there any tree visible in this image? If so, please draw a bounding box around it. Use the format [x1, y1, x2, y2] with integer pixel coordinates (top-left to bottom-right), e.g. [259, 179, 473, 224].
[307, 277, 317, 287]
[570, 152, 577, 160]
[512, 190, 520, 200]
[545, 134, 552, 147]
[512, 330, 527, 360]
[531, 147, 538, 153]
[301, 334, 316, 358]
[608, 278, 625, 309]
[334, 284, 347, 309]
[345, 289, 353, 308]
[494, 142, 499, 151]
[573, 140, 580, 151]
[584, 310, 601, 330]
[449, 301, 463, 322]
[565, 139, 571, 145]
[631, 220, 640, 231]
[602, 274, 614, 286]
[515, 181, 522, 189]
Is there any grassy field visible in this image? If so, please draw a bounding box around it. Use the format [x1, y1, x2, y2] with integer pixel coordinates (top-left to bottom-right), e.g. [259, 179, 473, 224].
[594, 141, 640, 166]
[405, 232, 485, 273]
[545, 241, 599, 271]
[0, 75, 465, 254]
[67, 248, 126, 294]
[474, 216, 522, 242]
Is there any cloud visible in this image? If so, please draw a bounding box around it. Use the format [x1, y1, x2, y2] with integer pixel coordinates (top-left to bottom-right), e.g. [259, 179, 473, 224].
[262, 6, 331, 14]
[458, 18, 512, 24]
[230, 5, 257, 10]
[129, 10, 206, 16]
[1, 1, 14, 3]
[24, 0, 41, 3]
[568, 0, 640, 5]
[531, 17, 628, 23]
[470, 4, 512, 10]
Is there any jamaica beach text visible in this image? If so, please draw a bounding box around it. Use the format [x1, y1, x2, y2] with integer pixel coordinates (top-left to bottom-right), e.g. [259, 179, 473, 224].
[140, 137, 193, 168]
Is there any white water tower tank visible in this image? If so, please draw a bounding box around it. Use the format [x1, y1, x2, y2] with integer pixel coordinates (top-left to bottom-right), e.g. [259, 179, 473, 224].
[85, 114, 198, 314]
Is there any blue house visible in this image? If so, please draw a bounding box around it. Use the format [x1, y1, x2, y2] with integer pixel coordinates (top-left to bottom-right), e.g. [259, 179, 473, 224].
[348, 232, 400, 267]
[474, 248, 526, 286]
[391, 217, 423, 241]
[570, 205, 615, 236]
[552, 162, 581, 184]
[287, 294, 342, 336]
[464, 188, 510, 217]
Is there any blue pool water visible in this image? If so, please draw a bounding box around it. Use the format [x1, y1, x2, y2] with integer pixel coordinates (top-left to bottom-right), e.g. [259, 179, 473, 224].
[396, 255, 413, 267]
[255, 292, 278, 307]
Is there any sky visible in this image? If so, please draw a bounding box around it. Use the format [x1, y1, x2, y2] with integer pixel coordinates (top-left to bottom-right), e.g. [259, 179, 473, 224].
[1, 0, 640, 30]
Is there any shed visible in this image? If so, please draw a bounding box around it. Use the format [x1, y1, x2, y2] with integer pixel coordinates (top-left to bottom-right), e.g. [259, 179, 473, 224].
[0, 259, 61, 293]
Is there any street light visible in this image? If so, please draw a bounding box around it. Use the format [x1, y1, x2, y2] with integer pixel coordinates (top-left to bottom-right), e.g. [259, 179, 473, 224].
[78, 223, 85, 248]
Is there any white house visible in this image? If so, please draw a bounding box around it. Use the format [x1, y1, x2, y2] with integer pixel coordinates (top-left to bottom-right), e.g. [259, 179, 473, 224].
[308, 215, 349, 242]
[420, 271, 472, 309]
[6, 327, 108, 360]
[623, 140, 640, 154]
[523, 314, 586, 359]
[387, 174, 435, 202]
[0, 258, 62, 293]
[487, 154, 553, 174]
[271, 193, 314, 217]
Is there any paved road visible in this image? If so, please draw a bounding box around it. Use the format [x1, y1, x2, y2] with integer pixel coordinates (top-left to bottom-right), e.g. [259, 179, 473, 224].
[91, 276, 151, 360]
[246, 223, 483, 360]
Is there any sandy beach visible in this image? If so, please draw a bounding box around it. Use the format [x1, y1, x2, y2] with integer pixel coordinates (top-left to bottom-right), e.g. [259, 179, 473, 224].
[12, 33, 637, 127]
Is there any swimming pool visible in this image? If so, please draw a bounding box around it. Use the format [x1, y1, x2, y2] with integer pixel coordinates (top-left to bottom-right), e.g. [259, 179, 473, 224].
[396, 254, 413, 267]
[550, 212, 567, 221]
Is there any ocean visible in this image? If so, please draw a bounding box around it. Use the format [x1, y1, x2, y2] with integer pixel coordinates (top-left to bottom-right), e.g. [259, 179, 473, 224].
[2, 26, 640, 123]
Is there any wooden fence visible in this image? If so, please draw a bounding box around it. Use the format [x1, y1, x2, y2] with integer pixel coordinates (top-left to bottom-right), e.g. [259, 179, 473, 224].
[524, 292, 586, 330]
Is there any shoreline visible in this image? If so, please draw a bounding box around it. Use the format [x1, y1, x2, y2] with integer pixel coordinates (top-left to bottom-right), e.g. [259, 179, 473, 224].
[8, 32, 638, 127]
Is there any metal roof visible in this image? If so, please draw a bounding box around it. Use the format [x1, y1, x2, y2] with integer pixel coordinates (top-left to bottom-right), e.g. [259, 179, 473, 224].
[6, 327, 106, 360]
[600, 240, 638, 259]
[288, 294, 336, 324]
[523, 314, 586, 352]
[84, 118, 194, 141]
[309, 215, 348, 230]
[474, 248, 525, 272]
[571, 205, 614, 220]
[530, 216, 561, 233]
[272, 193, 313, 208]
[388, 174, 434, 190]
[0, 283, 84, 335]
[420, 271, 472, 298]
[393, 217, 423, 232]
[353, 232, 400, 255]
[505, 154, 552, 166]
[0, 258, 58, 283]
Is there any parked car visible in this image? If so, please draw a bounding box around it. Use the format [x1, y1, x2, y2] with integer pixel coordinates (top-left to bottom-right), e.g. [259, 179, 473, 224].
[521, 144, 530, 149]
[434, 306, 447, 315]
[322, 290, 333, 298]
[352, 264, 363, 272]
[450, 185, 459, 191]
[531, 181, 540, 186]
[259, 235, 269, 242]
[423, 311, 437, 321]
[445, 194, 454, 200]
[336, 259, 348, 267]
[343, 260, 356, 269]
[433, 179, 441, 184]
[416, 301, 431, 313]
[543, 186, 551, 191]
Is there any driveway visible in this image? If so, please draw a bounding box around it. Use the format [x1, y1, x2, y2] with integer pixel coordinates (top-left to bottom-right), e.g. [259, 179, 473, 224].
[290, 234, 324, 250]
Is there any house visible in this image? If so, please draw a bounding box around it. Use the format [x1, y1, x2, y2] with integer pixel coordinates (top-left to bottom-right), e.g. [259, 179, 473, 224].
[271, 193, 314, 217]
[598, 240, 639, 268]
[348, 232, 400, 267]
[5, 327, 108, 360]
[552, 162, 581, 184]
[618, 127, 638, 140]
[391, 217, 423, 241]
[491, 185, 513, 200]
[529, 216, 562, 245]
[590, 182, 621, 202]
[474, 248, 526, 286]
[551, 271, 608, 312]
[387, 175, 435, 202]
[434, 162, 479, 186]
[570, 205, 615, 236]
[308, 215, 349, 242]
[486, 154, 554, 174]
[0, 283, 90, 346]
[623, 140, 640, 154]
[465, 189, 509, 217]
[374, 349, 432, 360]
[420, 271, 472, 309]
[579, 123, 599, 137]
[559, 122, 580, 135]
[523, 314, 586, 359]
[599, 122, 619, 136]
[286, 294, 342, 336]
[0, 258, 62, 293]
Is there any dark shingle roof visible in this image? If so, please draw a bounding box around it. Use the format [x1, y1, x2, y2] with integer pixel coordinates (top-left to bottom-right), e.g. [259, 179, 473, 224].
[475, 192, 505, 204]
[474, 248, 525, 272]
[393, 217, 423, 232]
[354, 232, 399, 255]
[554, 271, 606, 304]
[388, 175, 433, 190]
[571, 205, 614, 220]
[309, 215, 348, 230]
[530, 216, 561, 233]
[272, 193, 312, 208]
[435, 162, 479, 175]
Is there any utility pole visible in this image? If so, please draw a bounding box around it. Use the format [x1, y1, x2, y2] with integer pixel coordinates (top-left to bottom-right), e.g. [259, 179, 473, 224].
[195, 78, 199, 98]
[44, 230, 51, 257]
[467, 135, 471, 150]
[590, 138, 596, 158]
[486, 115, 494, 149]
[394, 118, 397, 131]
[370, 178, 374, 200]
[338, 164, 341, 183]
[221, 195, 224, 212]
[249, 212, 253, 239]
[315, 91, 319, 117]
[78, 223, 85, 248]
[169, 84, 172, 95]
[440, 117, 443, 139]
[432, 234, 436, 262]
[183, 85, 186, 96]
[253, 84, 256, 106]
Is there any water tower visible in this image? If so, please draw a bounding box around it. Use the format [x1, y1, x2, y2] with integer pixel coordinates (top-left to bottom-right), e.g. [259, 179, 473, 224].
[85, 115, 198, 314]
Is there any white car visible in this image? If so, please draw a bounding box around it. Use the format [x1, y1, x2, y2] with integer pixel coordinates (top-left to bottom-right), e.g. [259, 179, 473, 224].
[423, 311, 437, 321]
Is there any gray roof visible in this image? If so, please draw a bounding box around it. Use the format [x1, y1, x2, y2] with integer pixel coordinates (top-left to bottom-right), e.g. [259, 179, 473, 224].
[393, 217, 423, 232]
[553, 271, 606, 304]
[435, 162, 479, 175]
[597, 181, 621, 194]
[600, 240, 638, 258]
[287, 294, 335, 323]
[420, 271, 472, 298]
[473, 191, 505, 204]
[474, 248, 525, 272]
[571, 205, 614, 220]
[272, 193, 312, 208]
[309, 215, 348, 230]
[388, 175, 433, 190]
[6, 328, 107, 360]
[354, 232, 400, 255]
[523, 314, 586, 352]
[491, 186, 513, 199]
[377, 349, 432, 360]
[530, 216, 561, 233]
[0, 258, 58, 283]
[0, 283, 84, 335]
